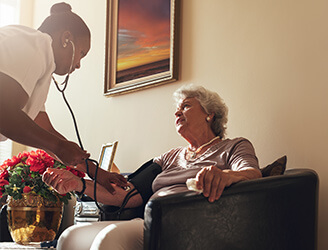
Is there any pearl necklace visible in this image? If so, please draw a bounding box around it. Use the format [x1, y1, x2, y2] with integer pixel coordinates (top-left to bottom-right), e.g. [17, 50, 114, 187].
[187, 136, 221, 159]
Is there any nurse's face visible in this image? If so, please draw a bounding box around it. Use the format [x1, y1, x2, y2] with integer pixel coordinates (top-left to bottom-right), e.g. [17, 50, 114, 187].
[53, 33, 90, 76]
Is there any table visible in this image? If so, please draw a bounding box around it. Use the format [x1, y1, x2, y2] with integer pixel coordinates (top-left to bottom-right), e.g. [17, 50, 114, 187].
[0, 242, 54, 249]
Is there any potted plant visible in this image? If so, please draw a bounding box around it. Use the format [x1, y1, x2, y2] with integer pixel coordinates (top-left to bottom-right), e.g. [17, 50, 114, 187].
[0, 149, 84, 245]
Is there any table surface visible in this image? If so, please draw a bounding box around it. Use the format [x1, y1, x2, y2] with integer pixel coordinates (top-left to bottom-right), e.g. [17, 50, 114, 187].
[0, 242, 54, 249]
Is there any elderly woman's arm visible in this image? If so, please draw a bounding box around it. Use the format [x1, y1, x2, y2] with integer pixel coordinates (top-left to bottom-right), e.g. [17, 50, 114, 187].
[42, 168, 143, 208]
[195, 166, 261, 203]
[73, 161, 128, 194]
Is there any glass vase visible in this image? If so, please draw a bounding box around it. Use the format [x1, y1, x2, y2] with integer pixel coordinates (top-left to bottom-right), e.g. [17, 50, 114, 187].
[7, 193, 63, 245]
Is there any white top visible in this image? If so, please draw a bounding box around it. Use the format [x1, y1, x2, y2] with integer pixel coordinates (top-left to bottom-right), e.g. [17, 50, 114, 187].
[152, 137, 259, 199]
[0, 25, 55, 141]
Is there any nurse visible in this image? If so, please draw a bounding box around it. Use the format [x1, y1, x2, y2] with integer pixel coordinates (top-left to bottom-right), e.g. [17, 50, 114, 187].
[0, 2, 126, 191]
[0, 2, 90, 167]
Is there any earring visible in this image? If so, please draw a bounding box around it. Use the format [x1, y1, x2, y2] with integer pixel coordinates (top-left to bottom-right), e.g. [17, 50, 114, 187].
[206, 116, 211, 121]
[63, 39, 69, 48]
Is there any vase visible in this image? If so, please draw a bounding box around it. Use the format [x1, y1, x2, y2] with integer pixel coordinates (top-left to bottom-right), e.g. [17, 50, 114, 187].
[7, 194, 63, 245]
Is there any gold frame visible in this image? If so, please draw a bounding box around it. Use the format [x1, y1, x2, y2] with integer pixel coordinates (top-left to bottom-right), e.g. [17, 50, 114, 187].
[98, 141, 118, 171]
[104, 0, 180, 96]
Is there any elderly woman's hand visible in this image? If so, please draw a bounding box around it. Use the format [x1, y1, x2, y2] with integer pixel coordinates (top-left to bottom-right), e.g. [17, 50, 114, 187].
[42, 168, 82, 195]
[195, 166, 233, 203]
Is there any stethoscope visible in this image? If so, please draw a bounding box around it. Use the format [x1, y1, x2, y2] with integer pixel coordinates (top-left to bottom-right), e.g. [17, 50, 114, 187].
[52, 40, 85, 147]
[51, 40, 103, 211]
[52, 40, 75, 92]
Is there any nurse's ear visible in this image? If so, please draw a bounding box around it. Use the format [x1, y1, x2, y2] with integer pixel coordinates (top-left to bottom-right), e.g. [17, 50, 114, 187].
[61, 31, 73, 48]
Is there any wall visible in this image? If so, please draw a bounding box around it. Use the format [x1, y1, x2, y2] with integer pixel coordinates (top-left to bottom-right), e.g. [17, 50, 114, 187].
[31, 0, 328, 248]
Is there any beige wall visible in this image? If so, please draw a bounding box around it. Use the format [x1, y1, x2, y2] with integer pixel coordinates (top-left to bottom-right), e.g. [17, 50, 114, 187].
[29, 0, 328, 248]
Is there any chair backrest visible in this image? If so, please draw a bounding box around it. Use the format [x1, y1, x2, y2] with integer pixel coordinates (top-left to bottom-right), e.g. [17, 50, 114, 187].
[144, 169, 319, 250]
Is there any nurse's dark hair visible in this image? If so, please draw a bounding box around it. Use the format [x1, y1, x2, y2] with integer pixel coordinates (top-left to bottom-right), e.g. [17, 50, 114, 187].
[38, 2, 90, 38]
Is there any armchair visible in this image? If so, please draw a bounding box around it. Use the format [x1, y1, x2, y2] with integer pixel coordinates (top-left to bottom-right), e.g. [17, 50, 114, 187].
[144, 169, 318, 250]
[0, 161, 318, 250]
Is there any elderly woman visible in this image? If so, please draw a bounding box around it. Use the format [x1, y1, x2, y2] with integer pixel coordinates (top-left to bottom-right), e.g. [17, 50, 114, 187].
[43, 85, 262, 250]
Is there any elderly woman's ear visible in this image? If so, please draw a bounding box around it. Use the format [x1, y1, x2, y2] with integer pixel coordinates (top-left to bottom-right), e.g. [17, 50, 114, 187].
[206, 113, 215, 122]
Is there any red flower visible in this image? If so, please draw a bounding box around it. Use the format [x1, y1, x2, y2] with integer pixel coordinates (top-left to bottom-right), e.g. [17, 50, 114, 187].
[0, 151, 30, 171]
[0, 171, 10, 198]
[0, 163, 8, 171]
[0, 150, 74, 203]
[17, 151, 29, 162]
[0, 169, 9, 180]
[0, 179, 9, 187]
[23, 186, 32, 193]
[2, 156, 21, 168]
[26, 150, 54, 174]
[65, 166, 85, 178]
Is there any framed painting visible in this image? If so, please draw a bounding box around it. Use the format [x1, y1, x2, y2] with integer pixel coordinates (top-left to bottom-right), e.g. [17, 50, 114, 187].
[104, 0, 180, 96]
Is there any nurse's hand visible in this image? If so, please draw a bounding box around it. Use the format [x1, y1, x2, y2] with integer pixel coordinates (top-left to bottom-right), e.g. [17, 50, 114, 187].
[74, 161, 128, 195]
[99, 172, 128, 195]
[55, 140, 90, 166]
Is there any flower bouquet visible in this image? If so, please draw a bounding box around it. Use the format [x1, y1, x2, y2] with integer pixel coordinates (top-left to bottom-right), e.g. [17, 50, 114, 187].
[0, 149, 85, 244]
[0, 149, 85, 203]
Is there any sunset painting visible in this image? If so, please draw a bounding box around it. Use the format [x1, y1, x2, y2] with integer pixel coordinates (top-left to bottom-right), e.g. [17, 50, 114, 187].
[116, 0, 171, 84]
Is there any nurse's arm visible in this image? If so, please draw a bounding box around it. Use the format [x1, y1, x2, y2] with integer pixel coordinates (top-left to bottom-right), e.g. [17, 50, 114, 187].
[34, 111, 67, 140]
[0, 72, 88, 166]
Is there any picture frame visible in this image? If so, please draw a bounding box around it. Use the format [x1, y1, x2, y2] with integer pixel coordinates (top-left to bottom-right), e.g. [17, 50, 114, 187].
[104, 0, 180, 96]
[98, 141, 118, 171]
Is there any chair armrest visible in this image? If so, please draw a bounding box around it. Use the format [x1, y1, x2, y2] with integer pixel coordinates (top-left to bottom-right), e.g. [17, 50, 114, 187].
[144, 169, 318, 250]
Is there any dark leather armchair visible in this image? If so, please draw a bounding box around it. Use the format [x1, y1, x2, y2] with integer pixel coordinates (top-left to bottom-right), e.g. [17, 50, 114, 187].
[144, 169, 318, 250]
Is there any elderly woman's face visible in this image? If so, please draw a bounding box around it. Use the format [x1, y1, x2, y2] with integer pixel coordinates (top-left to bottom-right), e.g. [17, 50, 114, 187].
[175, 97, 208, 136]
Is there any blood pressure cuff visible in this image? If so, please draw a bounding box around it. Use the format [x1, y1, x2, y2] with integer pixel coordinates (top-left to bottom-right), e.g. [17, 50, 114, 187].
[128, 159, 162, 205]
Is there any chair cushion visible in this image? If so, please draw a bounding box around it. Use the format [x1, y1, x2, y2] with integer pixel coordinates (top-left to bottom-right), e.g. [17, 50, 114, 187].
[261, 155, 287, 177]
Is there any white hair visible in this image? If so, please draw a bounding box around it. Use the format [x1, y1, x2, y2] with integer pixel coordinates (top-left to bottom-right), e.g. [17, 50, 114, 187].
[173, 84, 228, 138]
